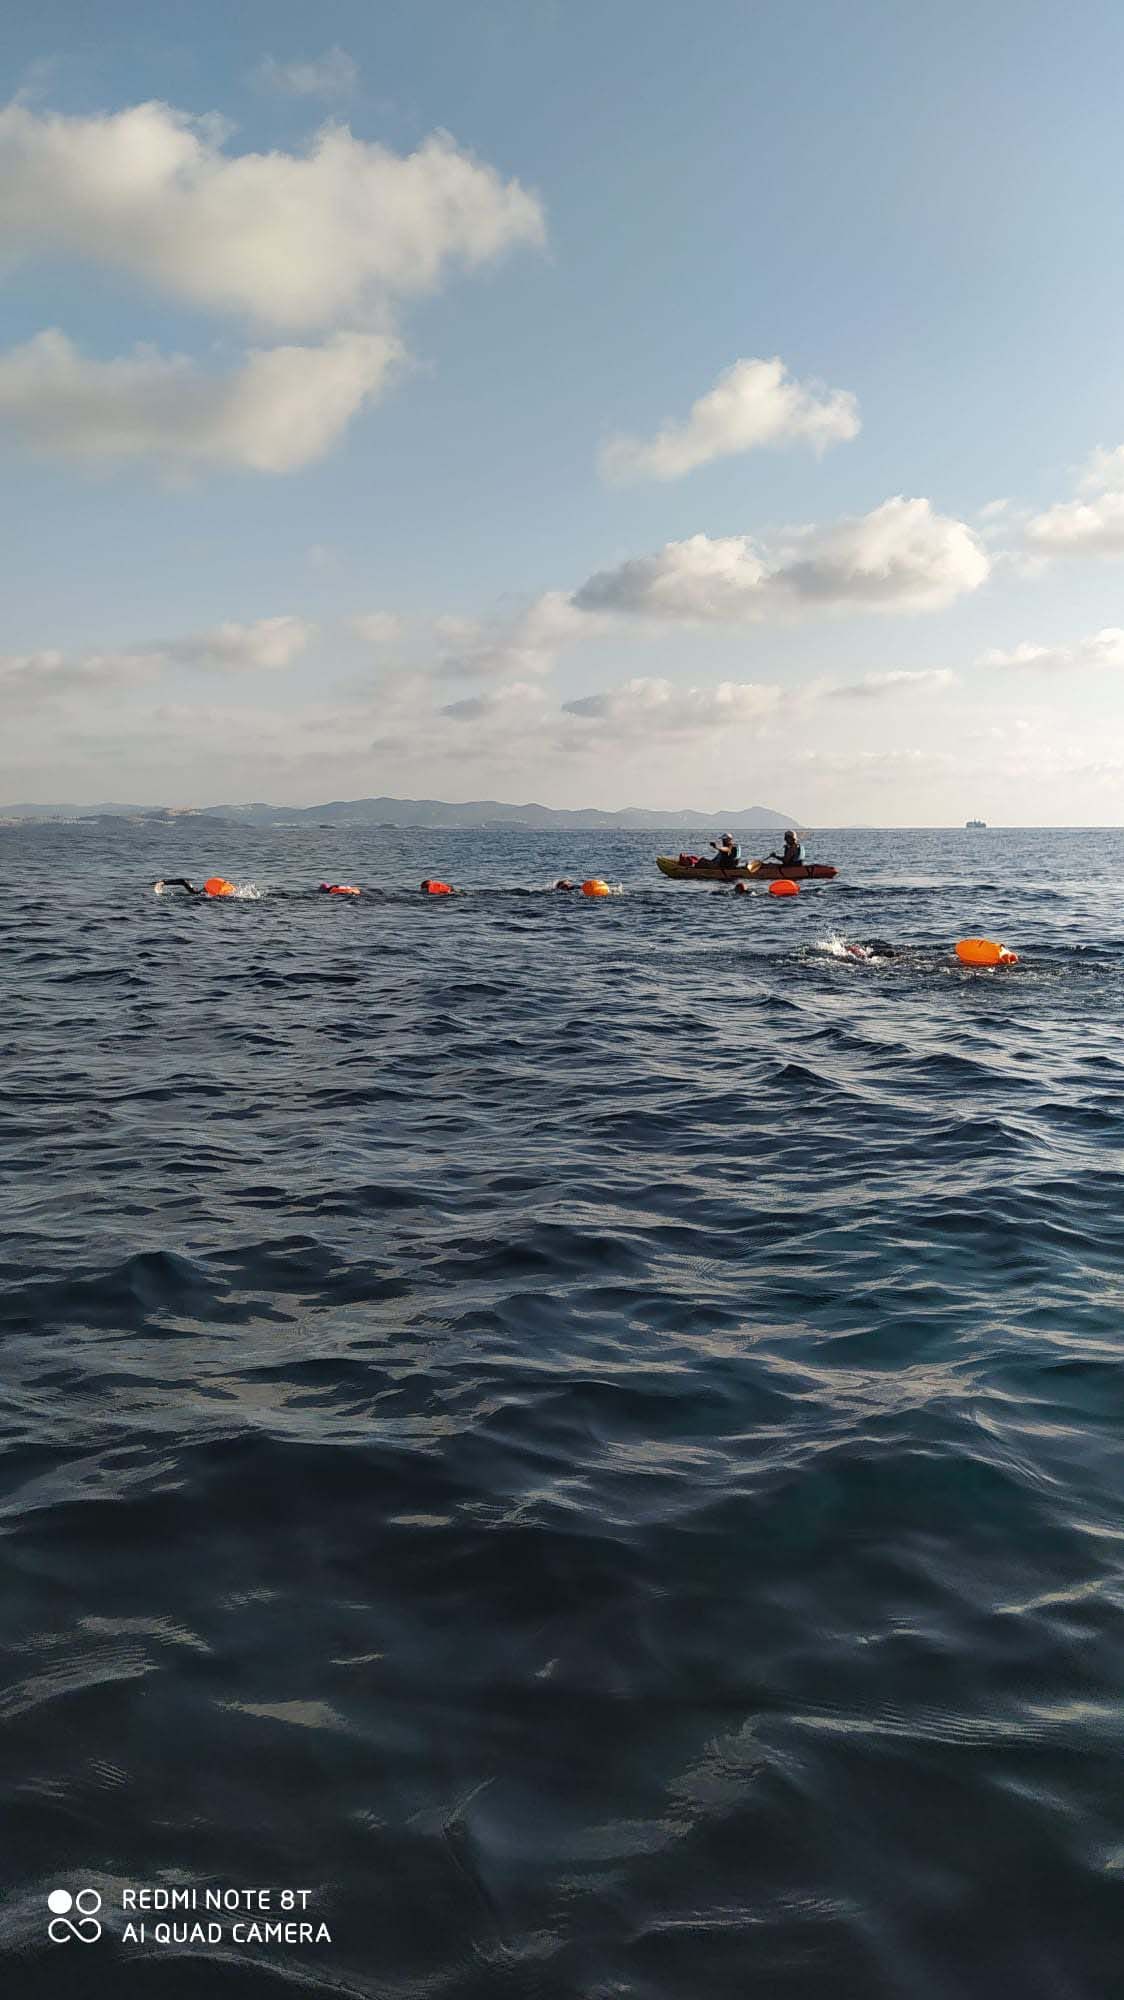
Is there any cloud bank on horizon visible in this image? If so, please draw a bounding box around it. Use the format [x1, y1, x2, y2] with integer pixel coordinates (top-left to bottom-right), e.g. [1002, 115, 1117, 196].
[3, 12, 1124, 825]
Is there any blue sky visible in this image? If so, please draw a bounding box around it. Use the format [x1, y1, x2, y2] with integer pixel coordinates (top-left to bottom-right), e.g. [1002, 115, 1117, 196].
[2, 0, 1123, 820]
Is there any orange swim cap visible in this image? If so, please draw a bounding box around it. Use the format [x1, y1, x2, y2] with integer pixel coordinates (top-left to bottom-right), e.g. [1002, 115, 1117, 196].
[204, 876, 236, 898]
[421, 879, 453, 896]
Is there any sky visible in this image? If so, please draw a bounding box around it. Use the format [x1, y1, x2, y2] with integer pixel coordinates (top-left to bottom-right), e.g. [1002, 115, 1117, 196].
[2, 0, 1123, 823]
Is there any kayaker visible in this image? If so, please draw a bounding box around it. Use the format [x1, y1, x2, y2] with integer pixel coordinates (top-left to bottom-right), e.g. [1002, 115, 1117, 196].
[769, 831, 806, 867]
[708, 834, 740, 867]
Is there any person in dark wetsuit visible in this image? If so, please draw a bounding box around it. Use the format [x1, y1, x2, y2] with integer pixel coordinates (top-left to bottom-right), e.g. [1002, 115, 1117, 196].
[154, 878, 201, 895]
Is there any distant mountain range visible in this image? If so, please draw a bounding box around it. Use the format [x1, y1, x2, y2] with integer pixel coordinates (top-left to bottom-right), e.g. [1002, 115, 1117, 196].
[2, 795, 798, 829]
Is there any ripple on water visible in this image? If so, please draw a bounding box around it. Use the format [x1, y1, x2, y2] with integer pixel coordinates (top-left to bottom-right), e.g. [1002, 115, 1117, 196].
[1, 824, 1123, 1998]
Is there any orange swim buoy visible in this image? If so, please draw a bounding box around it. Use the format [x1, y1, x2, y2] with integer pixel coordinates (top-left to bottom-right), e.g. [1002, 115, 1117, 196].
[769, 878, 799, 898]
[581, 878, 611, 897]
[203, 876, 236, 898]
[956, 937, 1017, 967]
[421, 879, 453, 896]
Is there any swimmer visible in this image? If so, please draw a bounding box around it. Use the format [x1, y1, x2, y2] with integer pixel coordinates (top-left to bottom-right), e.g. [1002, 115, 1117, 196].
[843, 938, 898, 960]
[420, 878, 454, 896]
[553, 878, 576, 891]
[319, 882, 361, 897]
[154, 876, 237, 898]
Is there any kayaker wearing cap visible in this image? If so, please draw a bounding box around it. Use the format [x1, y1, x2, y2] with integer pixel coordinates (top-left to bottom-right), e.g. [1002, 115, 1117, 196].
[709, 833, 740, 867]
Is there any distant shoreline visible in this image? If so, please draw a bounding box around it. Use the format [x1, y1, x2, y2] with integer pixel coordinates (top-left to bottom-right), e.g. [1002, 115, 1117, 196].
[0, 794, 798, 831]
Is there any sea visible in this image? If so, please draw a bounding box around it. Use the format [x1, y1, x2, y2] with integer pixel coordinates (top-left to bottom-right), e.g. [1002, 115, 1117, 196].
[1, 820, 1122, 2000]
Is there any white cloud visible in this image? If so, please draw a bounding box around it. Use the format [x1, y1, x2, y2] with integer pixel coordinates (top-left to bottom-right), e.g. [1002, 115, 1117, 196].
[0, 100, 546, 333]
[600, 355, 859, 484]
[573, 498, 989, 621]
[435, 591, 591, 679]
[0, 615, 312, 708]
[562, 676, 781, 733]
[0, 648, 164, 708]
[166, 617, 314, 672]
[0, 328, 400, 472]
[981, 628, 1124, 672]
[1026, 445, 1124, 555]
[1080, 446, 1124, 493]
[351, 612, 406, 648]
[255, 48, 358, 100]
[1025, 493, 1124, 555]
[826, 667, 957, 699]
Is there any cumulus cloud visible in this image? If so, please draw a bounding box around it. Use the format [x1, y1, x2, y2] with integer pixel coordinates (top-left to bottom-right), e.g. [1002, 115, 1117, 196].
[1080, 446, 1124, 493]
[981, 628, 1124, 672]
[0, 649, 164, 708]
[435, 591, 591, 679]
[166, 617, 314, 672]
[826, 667, 957, 699]
[574, 499, 989, 622]
[563, 676, 781, 733]
[0, 328, 400, 472]
[1025, 445, 1124, 555]
[351, 612, 406, 648]
[255, 48, 358, 99]
[0, 615, 312, 708]
[1025, 494, 1124, 555]
[0, 100, 546, 333]
[600, 355, 859, 484]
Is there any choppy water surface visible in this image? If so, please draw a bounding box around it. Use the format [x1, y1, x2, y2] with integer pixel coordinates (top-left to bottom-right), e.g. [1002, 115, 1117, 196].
[2, 822, 1123, 1999]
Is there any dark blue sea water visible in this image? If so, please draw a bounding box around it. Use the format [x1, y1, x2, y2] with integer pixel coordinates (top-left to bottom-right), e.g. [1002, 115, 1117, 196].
[2, 821, 1123, 1999]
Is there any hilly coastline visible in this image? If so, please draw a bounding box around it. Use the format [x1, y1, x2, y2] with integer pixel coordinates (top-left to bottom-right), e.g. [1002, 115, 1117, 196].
[2, 796, 798, 829]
